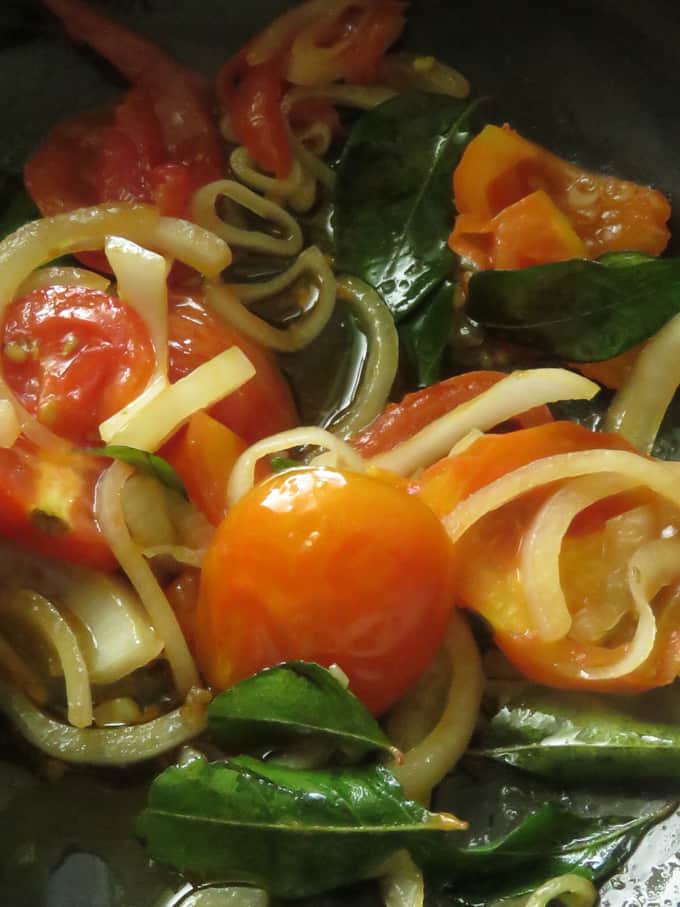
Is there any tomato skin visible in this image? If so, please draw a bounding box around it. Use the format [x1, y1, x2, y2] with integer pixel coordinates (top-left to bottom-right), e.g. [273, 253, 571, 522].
[0, 440, 114, 571]
[450, 124, 671, 270]
[351, 371, 553, 458]
[2, 286, 155, 446]
[167, 291, 298, 444]
[335, 1, 406, 83]
[27, 1, 222, 227]
[413, 421, 680, 693]
[162, 412, 246, 525]
[220, 58, 293, 178]
[196, 467, 455, 715]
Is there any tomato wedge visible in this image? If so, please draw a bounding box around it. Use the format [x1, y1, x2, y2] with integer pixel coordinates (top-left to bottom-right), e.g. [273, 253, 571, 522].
[414, 422, 680, 693]
[167, 290, 299, 444]
[0, 440, 114, 571]
[26, 0, 222, 226]
[449, 124, 671, 270]
[351, 370, 553, 458]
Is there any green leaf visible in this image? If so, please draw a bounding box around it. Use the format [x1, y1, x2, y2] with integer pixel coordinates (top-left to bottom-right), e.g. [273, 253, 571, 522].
[207, 661, 395, 759]
[428, 760, 676, 906]
[472, 686, 680, 784]
[137, 757, 456, 899]
[269, 456, 301, 472]
[86, 445, 187, 498]
[400, 280, 455, 387]
[334, 93, 478, 320]
[466, 252, 680, 361]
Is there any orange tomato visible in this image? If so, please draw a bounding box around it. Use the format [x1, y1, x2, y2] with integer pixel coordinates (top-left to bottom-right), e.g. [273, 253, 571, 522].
[450, 124, 671, 270]
[162, 412, 246, 525]
[414, 422, 679, 692]
[196, 467, 454, 715]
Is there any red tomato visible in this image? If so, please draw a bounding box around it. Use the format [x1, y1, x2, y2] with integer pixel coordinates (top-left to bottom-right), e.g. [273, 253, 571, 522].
[196, 467, 454, 715]
[2, 286, 155, 446]
[0, 439, 114, 571]
[219, 58, 293, 178]
[351, 371, 553, 458]
[26, 0, 222, 228]
[335, 1, 406, 83]
[167, 290, 298, 444]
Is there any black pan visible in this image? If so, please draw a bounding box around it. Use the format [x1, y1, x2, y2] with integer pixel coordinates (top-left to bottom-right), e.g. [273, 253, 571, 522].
[1, 1, 680, 904]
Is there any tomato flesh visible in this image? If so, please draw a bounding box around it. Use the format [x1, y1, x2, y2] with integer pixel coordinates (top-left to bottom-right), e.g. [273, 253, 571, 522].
[2, 286, 155, 446]
[196, 467, 455, 715]
[168, 290, 299, 444]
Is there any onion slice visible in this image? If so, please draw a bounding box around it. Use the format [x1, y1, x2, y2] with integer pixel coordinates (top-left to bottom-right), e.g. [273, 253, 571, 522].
[369, 369, 599, 476]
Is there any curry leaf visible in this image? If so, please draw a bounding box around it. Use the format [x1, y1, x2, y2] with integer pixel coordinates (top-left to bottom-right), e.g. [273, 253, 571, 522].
[86, 445, 187, 498]
[334, 93, 478, 320]
[137, 757, 457, 899]
[400, 280, 455, 387]
[429, 759, 676, 906]
[466, 252, 680, 361]
[473, 686, 680, 783]
[207, 662, 395, 759]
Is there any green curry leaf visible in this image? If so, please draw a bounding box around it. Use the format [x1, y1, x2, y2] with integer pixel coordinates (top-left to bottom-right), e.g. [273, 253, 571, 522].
[207, 661, 395, 759]
[466, 252, 680, 361]
[400, 280, 455, 387]
[86, 445, 187, 498]
[334, 93, 478, 320]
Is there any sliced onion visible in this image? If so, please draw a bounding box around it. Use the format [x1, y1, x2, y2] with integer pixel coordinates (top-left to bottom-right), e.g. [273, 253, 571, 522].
[0, 399, 20, 448]
[525, 874, 597, 907]
[380, 852, 424, 907]
[0, 539, 161, 686]
[605, 311, 680, 453]
[17, 265, 111, 296]
[330, 276, 399, 439]
[388, 611, 483, 804]
[378, 52, 470, 98]
[520, 475, 637, 642]
[0, 681, 207, 765]
[205, 246, 336, 353]
[146, 216, 232, 276]
[370, 369, 599, 476]
[0, 589, 92, 728]
[96, 461, 200, 697]
[105, 236, 169, 376]
[99, 347, 255, 452]
[191, 180, 303, 257]
[227, 427, 366, 507]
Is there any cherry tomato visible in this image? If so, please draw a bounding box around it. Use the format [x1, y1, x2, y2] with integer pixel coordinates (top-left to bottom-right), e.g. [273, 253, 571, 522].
[167, 290, 299, 444]
[2, 286, 155, 446]
[351, 370, 553, 458]
[0, 439, 114, 571]
[196, 467, 455, 715]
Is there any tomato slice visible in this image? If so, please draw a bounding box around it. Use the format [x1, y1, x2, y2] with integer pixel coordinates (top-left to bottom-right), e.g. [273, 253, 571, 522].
[196, 467, 454, 715]
[27, 0, 222, 227]
[0, 439, 114, 571]
[221, 58, 293, 178]
[2, 286, 155, 447]
[450, 124, 671, 270]
[351, 370, 553, 458]
[167, 290, 299, 444]
[162, 412, 246, 525]
[414, 422, 680, 693]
